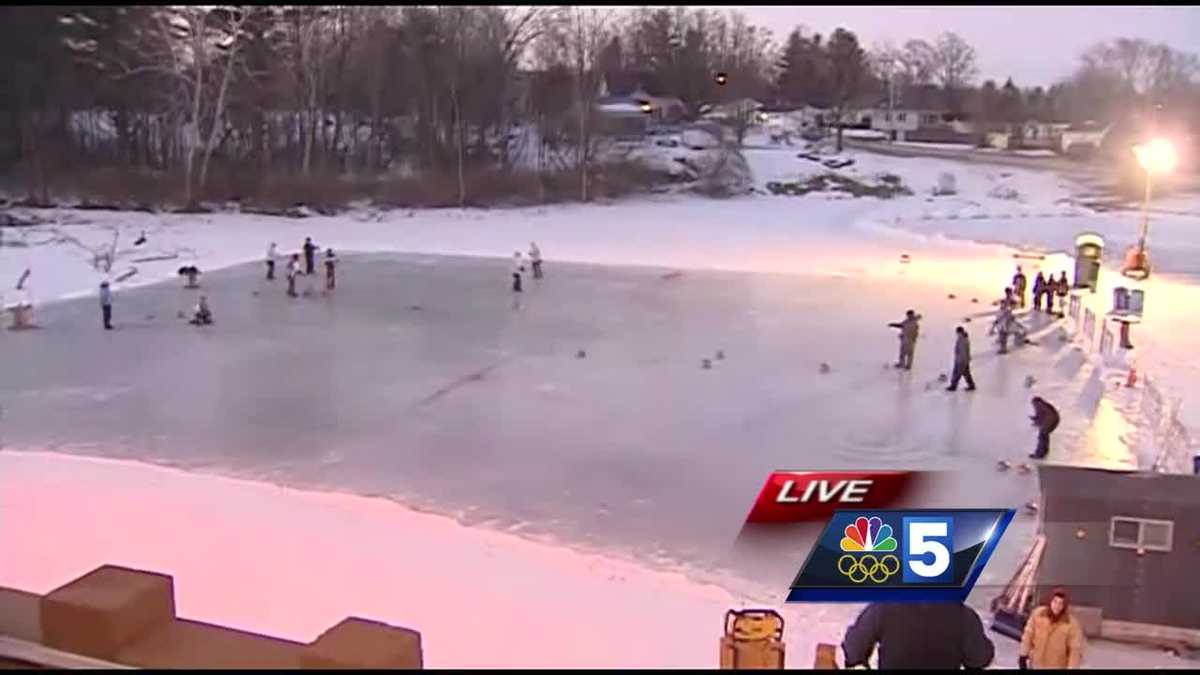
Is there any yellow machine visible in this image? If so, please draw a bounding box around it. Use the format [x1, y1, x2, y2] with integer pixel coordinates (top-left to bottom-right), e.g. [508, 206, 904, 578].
[719, 609, 785, 669]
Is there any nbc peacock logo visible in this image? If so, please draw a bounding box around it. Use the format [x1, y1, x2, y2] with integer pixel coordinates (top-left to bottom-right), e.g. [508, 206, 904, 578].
[837, 516, 900, 584]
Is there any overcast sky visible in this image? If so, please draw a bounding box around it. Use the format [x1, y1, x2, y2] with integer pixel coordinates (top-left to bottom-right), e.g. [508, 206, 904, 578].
[724, 5, 1200, 86]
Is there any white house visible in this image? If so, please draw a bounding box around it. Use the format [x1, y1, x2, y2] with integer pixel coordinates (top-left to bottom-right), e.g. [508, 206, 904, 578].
[1059, 122, 1111, 155]
[859, 108, 945, 135]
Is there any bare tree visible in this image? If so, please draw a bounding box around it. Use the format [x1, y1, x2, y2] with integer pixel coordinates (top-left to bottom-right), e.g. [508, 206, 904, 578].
[553, 6, 611, 202]
[826, 28, 869, 152]
[932, 31, 978, 113]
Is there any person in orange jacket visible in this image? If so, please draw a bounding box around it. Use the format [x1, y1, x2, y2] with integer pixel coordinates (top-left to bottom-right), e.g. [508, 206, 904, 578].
[1020, 587, 1085, 669]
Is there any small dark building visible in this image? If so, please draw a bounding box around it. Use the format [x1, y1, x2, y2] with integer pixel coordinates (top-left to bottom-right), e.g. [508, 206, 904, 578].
[1035, 465, 1199, 634]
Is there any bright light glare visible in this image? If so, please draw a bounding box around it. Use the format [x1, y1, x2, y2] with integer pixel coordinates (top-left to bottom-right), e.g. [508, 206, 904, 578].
[1133, 139, 1178, 174]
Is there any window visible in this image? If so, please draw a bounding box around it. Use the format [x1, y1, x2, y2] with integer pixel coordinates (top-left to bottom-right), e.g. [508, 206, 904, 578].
[897, 112, 907, 122]
[1109, 516, 1174, 552]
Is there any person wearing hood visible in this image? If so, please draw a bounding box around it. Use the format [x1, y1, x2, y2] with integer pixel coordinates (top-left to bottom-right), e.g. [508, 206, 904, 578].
[1032, 272, 1047, 312]
[99, 281, 113, 330]
[1029, 396, 1060, 459]
[947, 326, 976, 391]
[888, 309, 921, 370]
[1020, 588, 1085, 669]
[529, 241, 543, 280]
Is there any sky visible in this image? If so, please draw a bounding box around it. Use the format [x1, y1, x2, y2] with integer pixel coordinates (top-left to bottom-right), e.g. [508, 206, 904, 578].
[726, 5, 1200, 87]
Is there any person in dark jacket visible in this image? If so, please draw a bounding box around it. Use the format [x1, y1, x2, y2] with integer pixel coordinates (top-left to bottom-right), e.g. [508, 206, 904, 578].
[1054, 271, 1070, 316]
[1032, 272, 1047, 312]
[99, 280, 113, 330]
[842, 602, 995, 670]
[303, 237, 317, 275]
[1012, 266, 1028, 309]
[947, 326, 976, 391]
[324, 249, 337, 291]
[888, 309, 921, 370]
[1030, 396, 1060, 459]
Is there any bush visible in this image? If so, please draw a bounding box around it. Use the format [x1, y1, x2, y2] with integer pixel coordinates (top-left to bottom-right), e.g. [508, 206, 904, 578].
[767, 172, 911, 199]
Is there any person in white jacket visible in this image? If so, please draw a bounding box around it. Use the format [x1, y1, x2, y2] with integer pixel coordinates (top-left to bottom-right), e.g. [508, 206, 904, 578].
[511, 251, 525, 293]
[286, 254, 301, 298]
[529, 241, 543, 280]
[266, 243, 277, 281]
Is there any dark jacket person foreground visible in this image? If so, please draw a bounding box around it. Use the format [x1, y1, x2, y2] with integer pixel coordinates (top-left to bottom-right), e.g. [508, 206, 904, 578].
[842, 602, 995, 669]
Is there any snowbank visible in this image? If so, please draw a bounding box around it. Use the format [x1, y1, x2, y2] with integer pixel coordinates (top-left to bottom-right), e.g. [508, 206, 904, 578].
[0, 451, 838, 669]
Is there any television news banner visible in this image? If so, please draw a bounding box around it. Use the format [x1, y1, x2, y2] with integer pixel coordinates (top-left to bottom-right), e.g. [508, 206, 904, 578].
[736, 471, 1013, 603]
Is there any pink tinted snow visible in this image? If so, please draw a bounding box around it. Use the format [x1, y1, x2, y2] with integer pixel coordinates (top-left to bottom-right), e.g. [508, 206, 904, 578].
[0, 451, 848, 668]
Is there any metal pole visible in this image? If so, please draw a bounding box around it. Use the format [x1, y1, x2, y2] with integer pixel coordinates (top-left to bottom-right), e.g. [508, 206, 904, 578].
[1137, 168, 1151, 255]
[887, 61, 896, 143]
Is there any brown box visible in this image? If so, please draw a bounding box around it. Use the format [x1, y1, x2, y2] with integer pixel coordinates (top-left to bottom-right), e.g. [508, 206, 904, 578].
[301, 618, 423, 669]
[117, 619, 304, 669]
[40, 565, 176, 661]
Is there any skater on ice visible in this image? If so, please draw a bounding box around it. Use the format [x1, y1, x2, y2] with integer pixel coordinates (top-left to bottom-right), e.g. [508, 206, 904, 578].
[529, 241, 543, 280]
[324, 249, 337, 291]
[991, 301, 1027, 354]
[286, 254, 301, 298]
[99, 281, 113, 330]
[1032, 271, 1047, 312]
[189, 295, 213, 326]
[266, 242, 277, 280]
[946, 326, 976, 391]
[511, 251, 525, 293]
[303, 237, 317, 275]
[1029, 396, 1060, 459]
[1012, 266, 1028, 308]
[888, 309, 921, 370]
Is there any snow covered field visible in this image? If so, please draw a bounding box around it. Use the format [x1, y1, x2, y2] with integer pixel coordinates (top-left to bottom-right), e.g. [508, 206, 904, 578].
[2, 141, 1197, 668]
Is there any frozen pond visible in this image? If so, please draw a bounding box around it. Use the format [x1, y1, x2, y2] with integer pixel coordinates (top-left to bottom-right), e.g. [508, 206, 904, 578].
[2, 252, 1059, 592]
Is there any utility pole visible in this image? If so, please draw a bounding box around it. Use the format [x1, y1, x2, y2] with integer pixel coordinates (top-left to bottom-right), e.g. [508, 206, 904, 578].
[887, 61, 897, 143]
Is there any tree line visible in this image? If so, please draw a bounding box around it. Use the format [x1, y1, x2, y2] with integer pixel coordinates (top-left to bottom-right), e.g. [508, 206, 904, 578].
[1, 5, 1196, 209]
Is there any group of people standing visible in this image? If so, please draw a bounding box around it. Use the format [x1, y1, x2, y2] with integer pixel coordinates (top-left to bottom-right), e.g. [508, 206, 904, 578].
[266, 237, 337, 298]
[1010, 265, 1071, 315]
[885, 264, 1067, 458]
[992, 266, 1071, 354]
[511, 241, 544, 293]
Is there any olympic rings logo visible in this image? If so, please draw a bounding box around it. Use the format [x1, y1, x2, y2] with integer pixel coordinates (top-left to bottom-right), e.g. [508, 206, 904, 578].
[837, 554, 900, 584]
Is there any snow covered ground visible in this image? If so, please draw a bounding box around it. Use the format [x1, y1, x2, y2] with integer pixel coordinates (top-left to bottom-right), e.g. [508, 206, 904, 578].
[2, 138, 1198, 668]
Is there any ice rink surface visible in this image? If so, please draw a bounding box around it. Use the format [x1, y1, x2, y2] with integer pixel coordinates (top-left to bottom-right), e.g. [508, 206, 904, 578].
[2, 252, 1094, 590]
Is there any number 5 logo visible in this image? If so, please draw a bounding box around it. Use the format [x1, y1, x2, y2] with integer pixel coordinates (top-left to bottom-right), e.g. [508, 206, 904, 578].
[902, 516, 954, 583]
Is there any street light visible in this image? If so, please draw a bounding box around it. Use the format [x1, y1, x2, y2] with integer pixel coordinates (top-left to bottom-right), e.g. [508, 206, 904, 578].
[1123, 138, 1178, 280]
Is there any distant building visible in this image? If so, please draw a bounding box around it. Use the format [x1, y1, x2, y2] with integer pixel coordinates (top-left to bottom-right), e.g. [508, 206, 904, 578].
[1060, 121, 1111, 156]
[856, 107, 946, 138]
[701, 98, 764, 123]
[594, 83, 688, 137]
